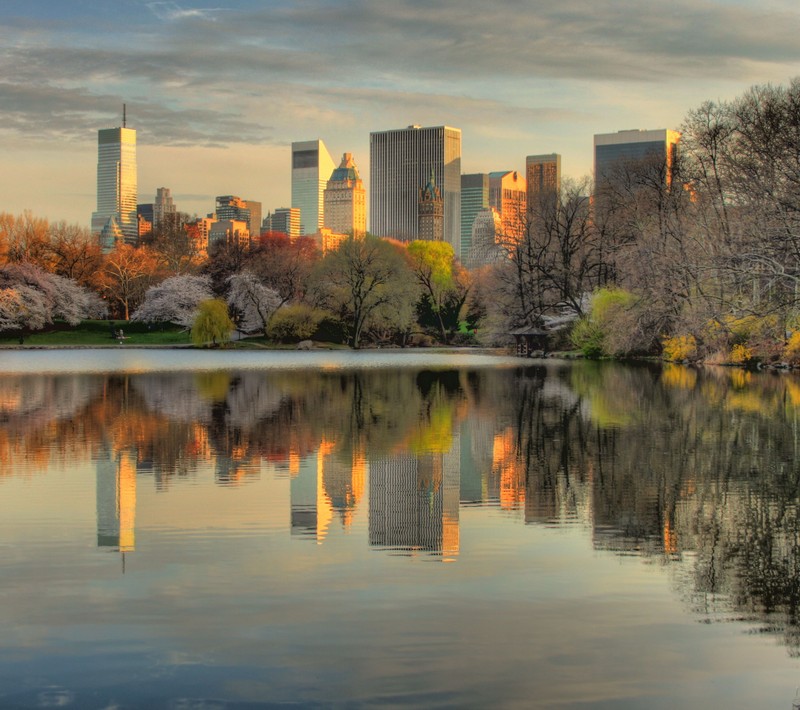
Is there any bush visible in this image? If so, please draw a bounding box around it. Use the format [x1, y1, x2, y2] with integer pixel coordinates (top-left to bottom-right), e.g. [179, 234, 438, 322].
[783, 331, 800, 363]
[266, 304, 326, 343]
[729, 343, 752, 364]
[662, 334, 697, 361]
[570, 287, 644, 358]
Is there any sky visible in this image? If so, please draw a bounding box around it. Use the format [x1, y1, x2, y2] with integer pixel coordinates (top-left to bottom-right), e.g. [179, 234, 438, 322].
[3, 0, 800, 227]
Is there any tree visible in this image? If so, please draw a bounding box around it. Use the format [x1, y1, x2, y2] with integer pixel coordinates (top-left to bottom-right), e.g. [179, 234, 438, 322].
[247, 233, 320, 307]
[0, 211, 51, 268]
[407, 240, 461, 343]
[132, 274, 214, 326]
[192, 299, 234, 347]
[99, 243, 160, 320]
[46, 221, 104, 289]
[0, 262, 105, 335]
[312, 234, 416, 348]
[226, 272, 282, 333]
[148, 212, 202, 275]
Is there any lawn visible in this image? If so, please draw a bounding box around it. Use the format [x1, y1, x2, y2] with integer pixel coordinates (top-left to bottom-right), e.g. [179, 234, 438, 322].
[0, 320, 192, 346]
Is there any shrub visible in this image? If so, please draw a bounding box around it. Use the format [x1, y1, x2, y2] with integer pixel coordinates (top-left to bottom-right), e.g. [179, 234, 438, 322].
[729, 343, 752, 364]
[783, 331, 800, 363]
[662, 334, 697, 361]
[571, 317, 604, 358]
[266, 304, 326, 343]
[570, 287, 643, 358]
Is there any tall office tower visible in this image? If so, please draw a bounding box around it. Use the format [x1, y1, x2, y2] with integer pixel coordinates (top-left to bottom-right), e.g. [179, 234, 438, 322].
[594, 129, 680, 192]
[370, 124, 462, 253]
[292, 139, 336, 236]
[96, 449, 137, 552]
[91, 118, 138, 249]
[262, 207, 301, 238]
[526, 154, 561, 206]
[489, 170, 527, 243]
[418, 171, 444, 242]
[466, 207, 503, 269]
[153, 187, 177, 229]
[323, 153, 366, 236]
[215, 195, 261, 236]
[460, 173, 489, 262]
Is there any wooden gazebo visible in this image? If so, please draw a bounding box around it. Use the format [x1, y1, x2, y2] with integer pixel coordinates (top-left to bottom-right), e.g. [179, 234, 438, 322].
[510, 325, 549, 357]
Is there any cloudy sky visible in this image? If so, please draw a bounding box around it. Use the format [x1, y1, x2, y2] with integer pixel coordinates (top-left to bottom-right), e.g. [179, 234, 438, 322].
[3, 0, 800, 226]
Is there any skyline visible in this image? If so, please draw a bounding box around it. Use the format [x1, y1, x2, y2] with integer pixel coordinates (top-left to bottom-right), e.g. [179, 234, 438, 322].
[3, 0, 800, 226]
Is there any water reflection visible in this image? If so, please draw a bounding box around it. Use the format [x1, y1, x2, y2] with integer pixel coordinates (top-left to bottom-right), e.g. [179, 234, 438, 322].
[4, 360, 800, 656]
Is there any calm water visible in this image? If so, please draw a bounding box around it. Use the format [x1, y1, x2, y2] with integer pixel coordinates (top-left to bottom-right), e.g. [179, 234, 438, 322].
[2, 350, 800, 709]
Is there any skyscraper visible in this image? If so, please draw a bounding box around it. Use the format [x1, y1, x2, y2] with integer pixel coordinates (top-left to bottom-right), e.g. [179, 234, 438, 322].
[460, 173, 489, 262]
[370, 125, 462, 253]
[215, 195, 261, 236]
[91, 117, 137, 249]
[153, 187, 176, 230]
[418, 171, 444, 242]
[594, 129, 680, 191]
[262, 207, 301, 238]
[323, 153, 366, 236]
[526, 154, 561, 206]
[489, 170, 527, 243]
[292, 139, 336, 236]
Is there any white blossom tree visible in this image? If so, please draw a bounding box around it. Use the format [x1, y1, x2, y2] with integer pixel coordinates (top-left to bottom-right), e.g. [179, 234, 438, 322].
[226, 272, 282, 333]
[0, 262, 106, 333]
[131, 274, 214, 327]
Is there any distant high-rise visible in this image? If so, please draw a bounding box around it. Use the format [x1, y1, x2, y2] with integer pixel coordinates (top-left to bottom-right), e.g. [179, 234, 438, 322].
[323, 153, 366, 236]
[91, 115, 137, 249]
[594, 129, 680, 191]
[418, 171, 444, 242]
[153, 187, 177, 229]
[460, 173, 489, 262]
[262, 207, 301, 238]
[215, 195, 261, 236]
[489, 170, 527, 243]
[526, 154, 561, 206]
[292, 139, 336, 236]
[370, 125, 461, 253]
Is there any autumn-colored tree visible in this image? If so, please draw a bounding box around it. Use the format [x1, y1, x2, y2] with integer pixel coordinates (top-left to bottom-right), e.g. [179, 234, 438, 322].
[99, 243, 160, 320]
[0, 211, 51, 268]
[46, 221, 104, 290]
[247, 233, 320, 306]
[147, 212, 203, 275]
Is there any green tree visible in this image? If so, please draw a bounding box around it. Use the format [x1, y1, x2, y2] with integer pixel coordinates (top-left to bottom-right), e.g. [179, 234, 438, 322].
[312, 235, 416, 348]
[192, 298, 234, 347]
[407, 240, 461, 343]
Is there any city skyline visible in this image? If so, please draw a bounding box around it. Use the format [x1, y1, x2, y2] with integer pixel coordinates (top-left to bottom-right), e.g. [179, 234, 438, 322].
[2, 1, 800, 226]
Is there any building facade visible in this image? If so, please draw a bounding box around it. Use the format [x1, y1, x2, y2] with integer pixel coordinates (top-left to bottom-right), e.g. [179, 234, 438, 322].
[594, 129, 680, 191]
[323, 153, 366, 236]
[208, 219, 249, 249]
[526, 154, 561, 207]
[292, 139, 336, 236]
[418, 171, 444, 242]
[262, 207, 301, 238]
[153, 187, 177, 230]
[466, 207, 503, 269]
[460, 173, 489, 263]
[91, 125, 138, 249]
[369, 125, 461, 253]
[215, 195, 261, 236]
[489, 170, 527, 244]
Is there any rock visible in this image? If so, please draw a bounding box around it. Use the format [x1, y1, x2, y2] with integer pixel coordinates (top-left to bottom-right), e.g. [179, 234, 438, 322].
[297, 340, 314, 350]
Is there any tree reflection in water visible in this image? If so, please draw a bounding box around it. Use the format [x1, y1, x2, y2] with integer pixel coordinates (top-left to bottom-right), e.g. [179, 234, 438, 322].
[3, 361, 800, 652]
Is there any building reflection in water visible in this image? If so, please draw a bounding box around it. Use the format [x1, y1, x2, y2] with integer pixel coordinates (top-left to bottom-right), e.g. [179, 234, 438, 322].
[9, 361, 800, 653]
[96, 449, 137, 558]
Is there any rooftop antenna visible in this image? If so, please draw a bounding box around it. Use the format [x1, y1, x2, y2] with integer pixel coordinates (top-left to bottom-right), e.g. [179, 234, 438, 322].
[123, 103, 126, 128]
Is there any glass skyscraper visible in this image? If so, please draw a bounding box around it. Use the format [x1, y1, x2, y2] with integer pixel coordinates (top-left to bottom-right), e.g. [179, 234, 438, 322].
[370, 125, 462, 253]
[594, 129, 680, 190]
[460, 173, 489, 263]
[291, 139, 336, 236]
[91, 126, 138, 249]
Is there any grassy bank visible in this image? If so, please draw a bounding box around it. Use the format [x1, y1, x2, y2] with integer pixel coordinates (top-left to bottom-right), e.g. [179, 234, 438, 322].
[0, 320, 192, 347]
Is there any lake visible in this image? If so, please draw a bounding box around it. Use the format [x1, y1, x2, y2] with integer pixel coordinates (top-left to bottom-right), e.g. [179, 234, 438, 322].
[2, 349, 800, 709]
